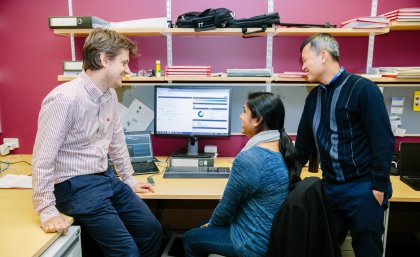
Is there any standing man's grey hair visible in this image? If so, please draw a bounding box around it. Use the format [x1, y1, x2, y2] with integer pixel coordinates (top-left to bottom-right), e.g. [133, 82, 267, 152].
[300, 33, 340, 62]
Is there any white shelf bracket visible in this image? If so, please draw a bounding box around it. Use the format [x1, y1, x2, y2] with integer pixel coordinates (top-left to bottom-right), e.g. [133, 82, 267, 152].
[266, 0, 274, 74]
[68, 0, 76, 61]
[268, 0, 274, 13]
[166, 0, 173, 67]
[366, 0, 378, 73]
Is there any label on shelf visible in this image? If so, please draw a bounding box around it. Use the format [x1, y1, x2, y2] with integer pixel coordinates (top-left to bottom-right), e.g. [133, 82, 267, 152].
[413, 91, 420, 112]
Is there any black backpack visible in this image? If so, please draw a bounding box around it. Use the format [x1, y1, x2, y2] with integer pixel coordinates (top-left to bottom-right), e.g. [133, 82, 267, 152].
[227, 12, 280, 35]
[175, 8, 235, 31]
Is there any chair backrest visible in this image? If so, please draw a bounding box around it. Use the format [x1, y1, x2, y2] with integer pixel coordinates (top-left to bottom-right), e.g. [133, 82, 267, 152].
[266, 177, 341, 257]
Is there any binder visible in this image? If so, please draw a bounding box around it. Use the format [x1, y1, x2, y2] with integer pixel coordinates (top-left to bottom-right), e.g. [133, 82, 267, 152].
[49, 16, 110, 29]
[62, 61, 83, 71]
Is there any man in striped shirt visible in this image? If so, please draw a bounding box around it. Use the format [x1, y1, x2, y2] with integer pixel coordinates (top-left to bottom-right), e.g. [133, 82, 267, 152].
[32, 29, 162, 257]
[295, 33, 394, 257]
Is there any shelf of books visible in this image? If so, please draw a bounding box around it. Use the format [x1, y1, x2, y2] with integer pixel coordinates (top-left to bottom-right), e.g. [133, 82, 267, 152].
[272, 74, 420, 86]
[390, 22, 420, 30]
[53, 27, 390, 37]
[165, 75, 272, 83]
[58, 74, 420, 85]
[57, 75, 270, 83]
[274, 27, 389, 36]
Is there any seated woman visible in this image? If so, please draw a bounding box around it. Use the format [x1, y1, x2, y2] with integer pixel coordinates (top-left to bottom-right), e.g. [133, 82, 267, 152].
[183, 92, 301, 257]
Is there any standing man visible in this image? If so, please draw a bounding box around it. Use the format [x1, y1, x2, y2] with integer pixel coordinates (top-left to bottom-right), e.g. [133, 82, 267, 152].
[32, 28, 162, 257]
[295, 33, 394, 257]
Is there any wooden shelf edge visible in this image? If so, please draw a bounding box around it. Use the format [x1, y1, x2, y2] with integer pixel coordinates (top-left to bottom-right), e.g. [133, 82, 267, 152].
[57, 75, 165, 82]
[53, 28, 166, 37]
[166, 27, 275, 36]
[390, 22, 420, 31]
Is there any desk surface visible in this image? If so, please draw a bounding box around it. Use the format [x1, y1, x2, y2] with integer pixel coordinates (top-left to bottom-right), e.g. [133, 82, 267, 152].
[0, 155, 64, 257]
[1, 154, 420, 257]
[137, 156, 420, 203]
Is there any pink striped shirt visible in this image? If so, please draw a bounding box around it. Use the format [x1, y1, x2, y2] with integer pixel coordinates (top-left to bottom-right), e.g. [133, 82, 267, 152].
[32, 71, 137, 224]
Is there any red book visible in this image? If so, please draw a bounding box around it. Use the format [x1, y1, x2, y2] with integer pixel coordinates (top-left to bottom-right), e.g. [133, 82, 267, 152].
[341, 16, 389, 26]
[165, 65, 211, 71]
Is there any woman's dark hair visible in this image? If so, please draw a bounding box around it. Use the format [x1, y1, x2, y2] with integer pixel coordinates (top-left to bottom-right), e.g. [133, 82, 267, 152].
[247, 92, 301, 186]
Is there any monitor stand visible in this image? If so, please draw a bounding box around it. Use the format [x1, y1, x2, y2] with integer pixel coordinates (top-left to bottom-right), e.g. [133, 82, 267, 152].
[171, 136, 212, 158]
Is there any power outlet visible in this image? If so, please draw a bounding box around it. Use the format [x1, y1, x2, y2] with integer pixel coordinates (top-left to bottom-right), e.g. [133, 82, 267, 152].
[3, 138, 19, 149]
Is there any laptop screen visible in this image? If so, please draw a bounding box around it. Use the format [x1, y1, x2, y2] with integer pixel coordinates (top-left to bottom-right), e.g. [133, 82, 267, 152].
[109, 131, 154, 163]
[400, 142, 420, 177]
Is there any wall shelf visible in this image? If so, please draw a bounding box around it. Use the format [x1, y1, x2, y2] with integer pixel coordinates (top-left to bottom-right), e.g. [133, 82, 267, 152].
[57, 75, 165, 82]
[53, 27, 390, 37]
[58, 74, 420, 86]
[167, 27, 275, 36]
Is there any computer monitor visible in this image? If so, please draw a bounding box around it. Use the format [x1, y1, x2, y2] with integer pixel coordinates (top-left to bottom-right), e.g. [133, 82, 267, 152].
[154, 85, 231, 155]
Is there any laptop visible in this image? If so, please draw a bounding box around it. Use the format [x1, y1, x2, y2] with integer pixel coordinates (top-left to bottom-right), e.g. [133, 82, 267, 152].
[399, 142, 420, 191]
[108, 131, 160, 175]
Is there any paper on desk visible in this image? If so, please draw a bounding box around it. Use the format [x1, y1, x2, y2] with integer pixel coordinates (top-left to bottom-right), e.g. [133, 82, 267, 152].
[122, 98, 154, 132]
[0, 174, 32, 188]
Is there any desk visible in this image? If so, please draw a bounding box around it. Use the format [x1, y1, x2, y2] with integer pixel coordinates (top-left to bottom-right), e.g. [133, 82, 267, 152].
[134, 156, 420, 232]
[1, 155, 419, 255]
[136, 156, 420, 203]
[0, 155, 79, 257]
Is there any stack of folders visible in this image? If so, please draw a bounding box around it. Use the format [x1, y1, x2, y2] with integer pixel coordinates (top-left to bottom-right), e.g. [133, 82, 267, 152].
[63, 61, 83, 76]
[165, 66, 211, 77]
[380, 8, 420, 22]
[49, 16, 110, 29]
[227, 68, 272, 77]
[341, 16, 390, 29]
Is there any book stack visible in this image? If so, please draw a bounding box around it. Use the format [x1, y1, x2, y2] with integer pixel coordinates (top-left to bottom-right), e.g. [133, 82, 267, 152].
[380, 8, 420, 22]
[396, 67, 420, 79]
[377, 67, 420, 78]
[277, 72, 307, 78]
[226, 68, 272, 77]
[165, 66, 211, 77]
[62, 61, 83, 76]
[341, 16, 390, 29]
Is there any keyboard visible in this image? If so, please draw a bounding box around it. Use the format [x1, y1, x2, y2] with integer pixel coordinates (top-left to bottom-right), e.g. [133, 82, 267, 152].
[163, 166, 230, 178]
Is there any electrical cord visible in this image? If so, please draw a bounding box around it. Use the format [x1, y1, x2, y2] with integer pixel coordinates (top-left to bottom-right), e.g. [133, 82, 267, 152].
[0, 160, 32, 173]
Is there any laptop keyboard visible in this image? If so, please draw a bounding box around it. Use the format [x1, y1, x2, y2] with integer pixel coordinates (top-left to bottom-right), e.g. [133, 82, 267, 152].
[108, 161, 159, 174]
[132, 162, 158, 172]
[163, 166, 230, 178]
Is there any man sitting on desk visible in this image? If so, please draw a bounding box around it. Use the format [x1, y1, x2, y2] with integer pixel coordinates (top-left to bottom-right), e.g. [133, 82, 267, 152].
[32, 28, 162, 257]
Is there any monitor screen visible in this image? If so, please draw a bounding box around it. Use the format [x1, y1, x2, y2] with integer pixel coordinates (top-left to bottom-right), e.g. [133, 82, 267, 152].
[154, 86, 231, 137]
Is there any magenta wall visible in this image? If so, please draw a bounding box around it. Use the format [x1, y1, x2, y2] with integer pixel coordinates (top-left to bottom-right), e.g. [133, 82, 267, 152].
[0, 0, 419, 156]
